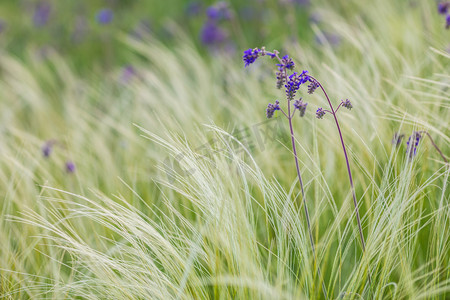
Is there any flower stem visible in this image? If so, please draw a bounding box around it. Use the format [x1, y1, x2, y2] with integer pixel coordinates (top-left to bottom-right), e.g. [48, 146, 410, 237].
[310, 76, 373, 288]
[419, 131, 449, 164]
[287, 104, 328, 299]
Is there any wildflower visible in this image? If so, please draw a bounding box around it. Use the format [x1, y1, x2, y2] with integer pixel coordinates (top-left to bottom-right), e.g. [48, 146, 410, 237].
[42, 140, 55, 158]
[438, 2, 449, 14]
[277, 55, 295, 70]
[96, 8, 113, 25]
[391, 132, 404, 147]
[307, 79, 319, 94]
[446, 14, 450, 29]
[341, 99, 353, 110]
[406, 131, 422, 159]
[65, 161, 76, 173]
[293, 99, 308, 117]
[33, 2, 51, 27]
[206, 2, 231, 20]
[120, 65, 136, 83]
[266, 100, 280, 118]
[200, 21, 227, 45]
[285, 71, 309, 100]
[316, 107, 326, 119]
[243, 48, 261, 67]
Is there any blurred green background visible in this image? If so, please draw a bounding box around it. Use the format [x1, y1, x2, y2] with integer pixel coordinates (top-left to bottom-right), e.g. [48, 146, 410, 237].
[0, 0, 318, 72]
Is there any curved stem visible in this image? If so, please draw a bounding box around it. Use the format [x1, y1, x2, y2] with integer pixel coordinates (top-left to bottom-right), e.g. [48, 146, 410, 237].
[419, 131, 449, 164]
[287, 105, 328, 299]
[310, 76, 373, 288]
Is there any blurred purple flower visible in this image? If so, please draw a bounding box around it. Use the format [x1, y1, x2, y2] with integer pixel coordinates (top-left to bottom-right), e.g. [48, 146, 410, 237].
[65, 161, 76, 173]
[96, 8, 113, 25]
[392, 132, 404, 147]
[200, 21, 227, 45]
[42, 140, 56, 158]
[33, 2, 51, 27]
[185, 1, 203, 16]
[206, 2, 232, 20]
[438, 2, 449, 14]
[446, 14, 450, 29]
[120, 65, 136, 83]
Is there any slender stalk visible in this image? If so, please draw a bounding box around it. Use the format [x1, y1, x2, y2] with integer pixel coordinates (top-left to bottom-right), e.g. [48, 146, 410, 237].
[419, 131, 448, 164]
[310, 76, 373, 287]
[287, 102, 328, 299]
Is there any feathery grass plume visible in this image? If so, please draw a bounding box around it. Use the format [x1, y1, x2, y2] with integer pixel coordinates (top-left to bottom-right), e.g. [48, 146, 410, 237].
[243, 47, 328, 299]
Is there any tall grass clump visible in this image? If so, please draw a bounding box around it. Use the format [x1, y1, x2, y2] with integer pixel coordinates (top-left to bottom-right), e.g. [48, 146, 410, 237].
[0, 0, 449, 299]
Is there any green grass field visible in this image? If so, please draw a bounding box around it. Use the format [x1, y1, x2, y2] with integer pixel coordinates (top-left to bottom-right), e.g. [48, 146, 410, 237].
[0, 0, 449, 299]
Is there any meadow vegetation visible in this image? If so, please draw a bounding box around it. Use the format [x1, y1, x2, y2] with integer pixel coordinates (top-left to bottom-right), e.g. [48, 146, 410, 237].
[0, 0, 449, 299]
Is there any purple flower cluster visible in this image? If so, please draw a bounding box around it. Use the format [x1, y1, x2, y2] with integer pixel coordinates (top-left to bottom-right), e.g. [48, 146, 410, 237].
[266, 100, 280, 118]
[200, 2, 232, 48]
[41, 139, 76, 174]
[33, 2, 51, 27]
[391, 132, 405, 147]
[293, 99, 308, 117]
[65, 161, 76, 173]
[316, 107, 326, 119]
[206, 2, 232, 21]
[96, 8, 114, 25]
[42, 140, 56, 158]
[285, 70, 309, 100]
[341, 99, 352, 110]
[277, 55, 295, 70]
[406, 131, 422, 159]
[201, 21, 227, 45]
[307, 79, 319, 94]
[438, 2, 450, 29]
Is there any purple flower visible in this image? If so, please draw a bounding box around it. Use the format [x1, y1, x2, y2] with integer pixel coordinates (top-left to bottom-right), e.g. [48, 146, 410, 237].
[438, 2, 449, 14]
[406, 131, 422, 159]
[42, 140, 56, 158]
[65, 161, 76, 173]
[316, 107, 326, 119]
[33, 2, 51, 27]
[277, 55, 295, 70]
[293, 99, 308, 117]
[446, 14, 450, 29]
[285, 70, 309, 100]
[96, 8, 113, 25]
[266, 100, 280, 118]
[206, 2, 232, 20]
[200, 21, 227, 45]
[392, 132, 404, 147]
[120, 65, 136, 83]
[276, 65, 285, 89]
[341, 99, 353, 110]
[243, 48, 261, 67]
[307, 79, 319, 94]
